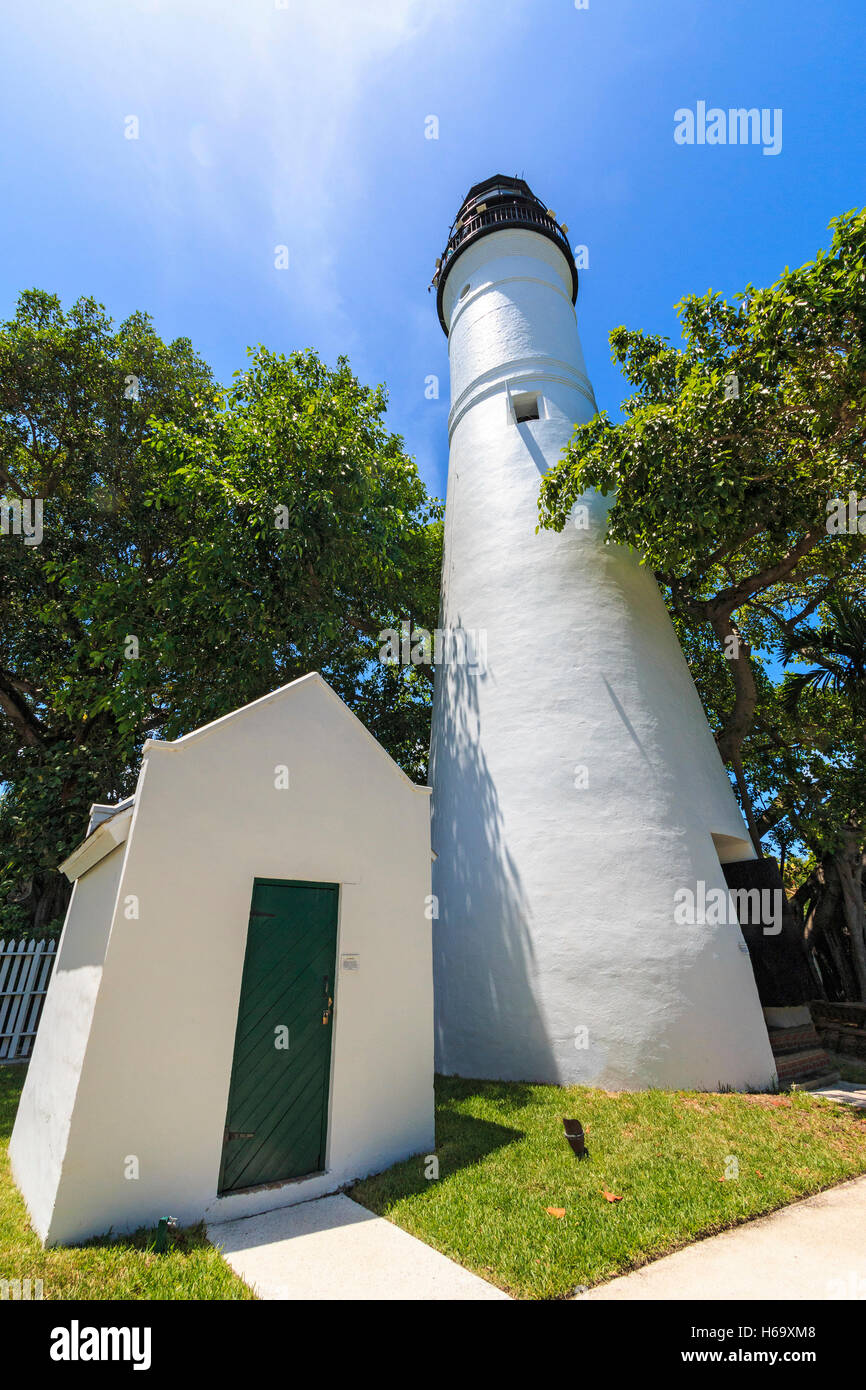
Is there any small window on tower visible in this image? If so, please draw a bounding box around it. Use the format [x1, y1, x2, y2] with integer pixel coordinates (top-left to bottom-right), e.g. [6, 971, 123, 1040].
[512, 391, 540, 423]
[459, 282, 471, 299]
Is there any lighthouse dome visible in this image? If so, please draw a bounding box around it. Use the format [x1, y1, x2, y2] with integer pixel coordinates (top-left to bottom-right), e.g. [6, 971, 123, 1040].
[434, 174, 578, 335]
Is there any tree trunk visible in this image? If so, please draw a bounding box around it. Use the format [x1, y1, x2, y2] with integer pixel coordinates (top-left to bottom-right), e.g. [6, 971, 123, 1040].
[835, 829, 866, 1001]
[799, 860, 859, 1001]
[786, 881, 825, 996]
[702, 610, 764, 854]
[7, 869, 71, 936]
[730, 747, 764, 857]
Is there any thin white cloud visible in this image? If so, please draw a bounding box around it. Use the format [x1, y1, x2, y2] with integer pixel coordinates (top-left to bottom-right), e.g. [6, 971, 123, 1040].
[41, 0, 463, 335]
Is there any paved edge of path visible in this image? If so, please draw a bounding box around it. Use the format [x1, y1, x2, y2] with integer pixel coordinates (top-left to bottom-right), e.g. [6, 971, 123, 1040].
[574, 1173, 866, 1301]
[813, 1081, 866, 1110]
[207, 1192, 511, 1301]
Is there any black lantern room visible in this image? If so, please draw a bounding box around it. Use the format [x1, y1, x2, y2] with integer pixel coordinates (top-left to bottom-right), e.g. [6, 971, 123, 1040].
[433, 174, 579, 335]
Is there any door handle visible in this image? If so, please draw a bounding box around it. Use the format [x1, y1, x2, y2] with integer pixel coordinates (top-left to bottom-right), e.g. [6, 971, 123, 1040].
[322, 975, 333, 1025]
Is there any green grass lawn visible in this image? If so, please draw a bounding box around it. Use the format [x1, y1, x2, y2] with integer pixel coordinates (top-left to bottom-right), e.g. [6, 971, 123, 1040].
[5, 1061, 866, 1302]
[0, 1066, 253, 1300]
[352, 1074, 866, 1300]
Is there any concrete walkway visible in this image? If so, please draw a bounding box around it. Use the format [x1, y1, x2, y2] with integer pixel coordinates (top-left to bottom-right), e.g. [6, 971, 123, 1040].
[207, 1193, 510, 1300]
[813, 1081, 866, 1110]
[575, 1174, 866, 1300]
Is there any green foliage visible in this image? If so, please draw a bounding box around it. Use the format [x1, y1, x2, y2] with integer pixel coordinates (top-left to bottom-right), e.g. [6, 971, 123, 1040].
[779, 595, 866, 714]
[673, 606, 866, 861]
[0, 291, 442, 931]
[538, 208, 866, 827]
[539, 207, 866, 599]
[539, 210, 866, 992]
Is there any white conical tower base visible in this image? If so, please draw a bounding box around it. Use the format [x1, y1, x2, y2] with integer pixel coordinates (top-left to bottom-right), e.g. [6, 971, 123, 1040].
[430, 219, 775, 1089]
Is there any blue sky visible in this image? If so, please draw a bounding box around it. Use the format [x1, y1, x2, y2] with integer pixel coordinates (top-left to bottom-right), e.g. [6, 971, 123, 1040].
[2, 0, 864, 501]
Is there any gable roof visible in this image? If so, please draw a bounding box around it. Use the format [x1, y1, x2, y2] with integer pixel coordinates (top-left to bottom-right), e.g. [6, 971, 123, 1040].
[59, 672, 429, 881]
[141, 671, 430, 796]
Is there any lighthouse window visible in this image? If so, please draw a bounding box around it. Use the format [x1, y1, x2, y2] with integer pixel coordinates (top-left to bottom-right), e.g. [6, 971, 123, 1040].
[459, 282, 471, 299]
[513, 391, 541, 422]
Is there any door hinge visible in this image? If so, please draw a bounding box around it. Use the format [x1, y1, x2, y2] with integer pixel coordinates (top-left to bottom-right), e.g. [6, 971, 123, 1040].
[224, 1128, 256, 1142]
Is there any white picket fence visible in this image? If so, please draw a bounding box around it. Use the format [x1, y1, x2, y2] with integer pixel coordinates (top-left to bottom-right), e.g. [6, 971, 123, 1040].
[0, 938, 57, 1062]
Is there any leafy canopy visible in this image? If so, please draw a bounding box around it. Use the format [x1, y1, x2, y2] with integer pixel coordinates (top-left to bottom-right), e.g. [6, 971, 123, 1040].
[539, 207, 866, 597]
[538, 208, 866, 792]
[0, 290, 441, 929]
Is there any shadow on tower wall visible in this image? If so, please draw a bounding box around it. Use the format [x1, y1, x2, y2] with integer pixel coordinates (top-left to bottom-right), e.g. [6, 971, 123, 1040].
[429, 619, 557, 1082]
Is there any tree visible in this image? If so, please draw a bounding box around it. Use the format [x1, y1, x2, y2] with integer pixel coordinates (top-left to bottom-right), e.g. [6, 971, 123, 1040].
[538, 210, 866, 999]
[780, 595, 866, 715]
[538, 207, 866, 849]
[690, 623, 866, 1000]
[777, 598, 866, 997]
[0, 291, 441, 933]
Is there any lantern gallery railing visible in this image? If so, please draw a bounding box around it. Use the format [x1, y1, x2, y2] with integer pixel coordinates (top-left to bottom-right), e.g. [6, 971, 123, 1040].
[432, 181, 579, 334]
[434, 199, 572, 286]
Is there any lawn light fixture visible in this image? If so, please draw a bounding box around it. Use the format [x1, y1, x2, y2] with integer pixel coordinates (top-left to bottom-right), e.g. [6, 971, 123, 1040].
[563, 1118, 588, 1159]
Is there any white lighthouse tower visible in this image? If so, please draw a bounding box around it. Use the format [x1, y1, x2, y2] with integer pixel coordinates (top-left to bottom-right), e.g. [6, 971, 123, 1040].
[429, 175, 775, 1089]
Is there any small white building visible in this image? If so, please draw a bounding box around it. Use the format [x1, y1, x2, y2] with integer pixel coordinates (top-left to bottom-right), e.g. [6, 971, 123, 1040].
[10, 673, 434, 1246]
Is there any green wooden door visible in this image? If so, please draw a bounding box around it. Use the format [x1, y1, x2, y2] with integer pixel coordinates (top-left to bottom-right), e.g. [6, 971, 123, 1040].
[218, 879, 339, 1195]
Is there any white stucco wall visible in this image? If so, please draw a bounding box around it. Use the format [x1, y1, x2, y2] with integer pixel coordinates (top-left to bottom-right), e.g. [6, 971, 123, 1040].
[12, 674, 433, 1246]
[430, 226, 775, 1090]
[9, 843, 126, 1242]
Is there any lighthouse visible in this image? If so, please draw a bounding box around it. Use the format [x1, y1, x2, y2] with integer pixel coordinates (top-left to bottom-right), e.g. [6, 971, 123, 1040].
[429, 175, 775, 1089]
